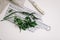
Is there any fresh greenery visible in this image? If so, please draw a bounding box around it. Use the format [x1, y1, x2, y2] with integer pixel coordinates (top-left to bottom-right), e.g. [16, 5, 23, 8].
[2, 9, 38, 31]
[14, 16, 37, 31]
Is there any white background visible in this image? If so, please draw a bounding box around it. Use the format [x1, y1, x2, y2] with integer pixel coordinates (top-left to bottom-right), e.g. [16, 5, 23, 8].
[0, 0, 60, 40]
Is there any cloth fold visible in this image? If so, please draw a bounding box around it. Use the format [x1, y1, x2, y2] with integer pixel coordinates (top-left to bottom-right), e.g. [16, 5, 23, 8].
[0, 0, 9, 14]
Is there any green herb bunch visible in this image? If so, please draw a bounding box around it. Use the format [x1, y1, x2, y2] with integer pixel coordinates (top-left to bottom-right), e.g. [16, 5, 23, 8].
[2, 9, 39, 31]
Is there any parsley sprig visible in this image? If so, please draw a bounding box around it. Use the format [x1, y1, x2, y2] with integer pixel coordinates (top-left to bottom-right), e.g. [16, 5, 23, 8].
[2, 9, 38, 31]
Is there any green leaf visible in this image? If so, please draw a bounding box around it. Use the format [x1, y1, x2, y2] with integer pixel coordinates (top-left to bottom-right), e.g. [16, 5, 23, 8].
[8, 9, 13, 13]
[25, 16, 31, 22]
[21, 12, 30, 15]
[29, 21, 37, 27]
[21, 23, 29, 30]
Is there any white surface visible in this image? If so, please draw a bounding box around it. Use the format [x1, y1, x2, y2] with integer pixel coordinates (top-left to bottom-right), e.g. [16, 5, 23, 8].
[0, 0, 60, 40]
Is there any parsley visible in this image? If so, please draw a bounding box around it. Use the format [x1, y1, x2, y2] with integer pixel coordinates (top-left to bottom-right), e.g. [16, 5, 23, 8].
[2, 9, 38, 31]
